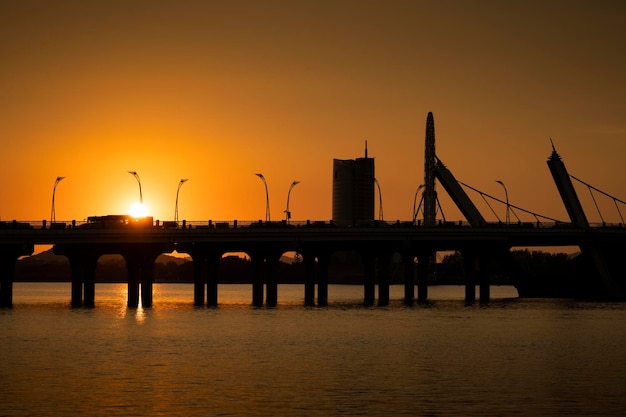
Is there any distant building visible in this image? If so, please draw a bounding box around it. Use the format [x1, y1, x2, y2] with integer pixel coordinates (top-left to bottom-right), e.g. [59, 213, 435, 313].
[332, 143, 375, 226]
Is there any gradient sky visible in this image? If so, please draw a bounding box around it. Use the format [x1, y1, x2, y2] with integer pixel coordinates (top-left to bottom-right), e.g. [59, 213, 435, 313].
[1, 0, 625, 225]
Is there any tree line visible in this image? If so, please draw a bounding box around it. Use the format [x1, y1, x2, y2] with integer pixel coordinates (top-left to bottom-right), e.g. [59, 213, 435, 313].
[15, 248, 575, 286]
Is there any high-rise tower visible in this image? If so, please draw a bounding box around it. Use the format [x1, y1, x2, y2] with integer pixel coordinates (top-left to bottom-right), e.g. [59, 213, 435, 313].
[332, 142, 375, 226]
[423, 112, 437, 226]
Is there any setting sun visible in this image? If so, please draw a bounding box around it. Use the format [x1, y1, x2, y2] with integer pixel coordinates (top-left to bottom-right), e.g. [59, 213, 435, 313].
[129, 203, 149, 218]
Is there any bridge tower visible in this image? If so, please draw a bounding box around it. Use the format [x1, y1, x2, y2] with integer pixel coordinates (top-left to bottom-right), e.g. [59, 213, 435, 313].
[546, 143, 589, 228]
[423, 112, 437, 227]
[546, 143, 621, 297]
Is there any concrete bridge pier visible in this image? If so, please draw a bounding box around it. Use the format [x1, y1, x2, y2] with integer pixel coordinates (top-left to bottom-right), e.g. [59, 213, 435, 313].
[188, 248, 221, 307]
[250, 255, 264, 307]
[0, 244, 31, 307]
[0, 259, 15, 307]
[67, 255, 98, 307]
[361, 249, 376, 306]
[302, 253, 316, 306]
[461, 250, 493, 303]
[83, 260, 97, 307]
[140, 259, 155, 308]
[402, 254, 416, 305]
[0, 258, 16, 308]
[463, 252, 478, 302]
[479, 255, 492, 303]
[192, 255, 206, 306]
[377, 252, 392, 307]
[53, 245, 98, 307]
[125, 258, 141, 308]
[123, 253, 159, 308]
[206, 254, 221, 307]
[248, 250, 281, 307]
[317, 253, 330, 306]
[264, 253, 280, 307]
[416, 252, 431, 303]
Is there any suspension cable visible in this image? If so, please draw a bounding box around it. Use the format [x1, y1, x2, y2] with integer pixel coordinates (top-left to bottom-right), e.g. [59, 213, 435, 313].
[570, 174, 626, 204]
[615, 200, 625, 224]
[479, 193, 501, 221]
[570, 174, 626, 224]
[587, 186, 604, 223]
[436, 197, 446, 222]
[457, 180, 563, 223]
[509, 206, 522, 223]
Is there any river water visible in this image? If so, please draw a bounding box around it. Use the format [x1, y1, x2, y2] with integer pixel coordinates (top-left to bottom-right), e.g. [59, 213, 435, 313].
[1, 283, 625, 416]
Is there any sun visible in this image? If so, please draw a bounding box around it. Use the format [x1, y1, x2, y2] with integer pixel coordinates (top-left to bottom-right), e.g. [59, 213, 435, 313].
[129, 202, 149, 218]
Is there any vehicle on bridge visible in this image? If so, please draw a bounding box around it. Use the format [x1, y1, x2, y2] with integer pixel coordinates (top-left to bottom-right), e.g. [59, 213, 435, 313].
[0, 221, 33, 229]
[81, 215, 154, 228]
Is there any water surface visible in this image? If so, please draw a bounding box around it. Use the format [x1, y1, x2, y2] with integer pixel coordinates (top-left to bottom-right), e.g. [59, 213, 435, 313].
[1, 284, 625, 416]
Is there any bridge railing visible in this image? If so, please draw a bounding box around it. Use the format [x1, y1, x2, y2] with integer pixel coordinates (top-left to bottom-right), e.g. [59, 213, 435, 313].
[3, 219, 624, 231]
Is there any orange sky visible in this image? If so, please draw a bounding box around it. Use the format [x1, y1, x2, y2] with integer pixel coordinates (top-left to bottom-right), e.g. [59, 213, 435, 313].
[1, 0, 625, 225]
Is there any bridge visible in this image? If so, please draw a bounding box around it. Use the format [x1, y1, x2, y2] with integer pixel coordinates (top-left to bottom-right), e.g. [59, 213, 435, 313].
[1, 113, 625, 308]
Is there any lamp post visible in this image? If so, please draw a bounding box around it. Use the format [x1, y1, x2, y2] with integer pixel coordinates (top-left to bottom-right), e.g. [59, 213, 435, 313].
[51, 176, 65, 224]
[496, 180, 510, 224]
[255, 173, 270, 222]
[284, 180, 300, 223]
[413, 184, 424, 225]
[175, 178, 189, 225]
[374, 178, 383, 221]
[127, 171, 143, 204]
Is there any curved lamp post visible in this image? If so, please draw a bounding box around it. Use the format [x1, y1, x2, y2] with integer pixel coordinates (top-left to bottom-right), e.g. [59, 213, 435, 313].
[374, 178, 383, 221]
[175, 178, 189, 225]
[127, 171, 143, 204]
[413, 184, 424, 225]
[255, 173, 270, 222]
[496, 180, 510, 224]
[51, 176, 65, 224]
[284, 180, 300, 223]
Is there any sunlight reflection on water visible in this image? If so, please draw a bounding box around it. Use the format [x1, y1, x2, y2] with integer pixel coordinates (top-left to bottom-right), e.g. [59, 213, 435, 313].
[3, 283, 626, 416]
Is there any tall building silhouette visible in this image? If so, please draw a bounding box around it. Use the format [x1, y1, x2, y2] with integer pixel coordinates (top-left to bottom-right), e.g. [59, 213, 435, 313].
[332, 143, 375, 226]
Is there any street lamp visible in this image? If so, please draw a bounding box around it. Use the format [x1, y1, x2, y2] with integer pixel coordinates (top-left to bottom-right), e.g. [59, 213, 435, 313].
[413, 184, 424, 225]
[284, 180, 300, 223]
[374, 178, 383, 221]
[175, 178, 189, 225]
[127, 171, 143, 204]
[496, 180, 510, 224]
[51, 176, 65, 224]
[255, 173, 270, 222]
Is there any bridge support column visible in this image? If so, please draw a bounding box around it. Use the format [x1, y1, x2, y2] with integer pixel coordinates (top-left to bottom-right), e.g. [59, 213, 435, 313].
[0, 244, 33, 308]
[0, 261, 15, 308]
[463, 253, 477, 302]
[66, 254, 98, 307]
[250, 255, 264, 307]
[0, 254, 18, 308]
[265, 254, 280, 307]
[479, 255, 492, 303]
[70, 260, 83, 307]
[83, 265, 96, 308]
[126, 259, 141, 308]
[362, 251, 376, 306]
[317, 253, 330, 306]
[377, 253, 391, 307]
[403, 254, 415, 305]
[82, 257, 97, 308]
[416, 253, 430, 303]
[0, 259, 15, 308]
[207, 254, 220, 307]
[122, 250, 161, 308]
[141, 260, 155, 308]
[192, 256, 206, 306]
[303, 253, 316, 306]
